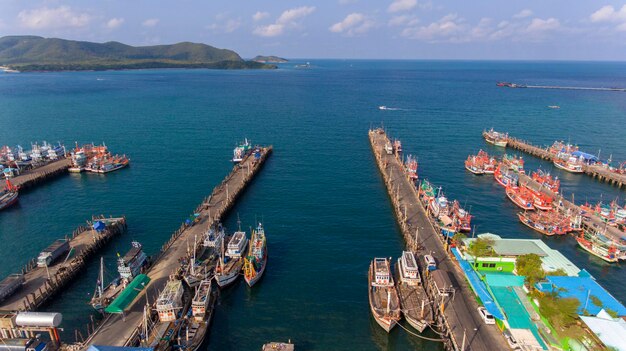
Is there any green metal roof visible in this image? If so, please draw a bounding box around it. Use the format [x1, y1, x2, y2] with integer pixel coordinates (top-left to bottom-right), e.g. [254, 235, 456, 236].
[105, 274, 150, 314]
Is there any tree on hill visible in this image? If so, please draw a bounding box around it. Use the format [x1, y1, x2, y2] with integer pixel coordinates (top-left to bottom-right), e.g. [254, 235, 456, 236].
[516, 253, 545, 288]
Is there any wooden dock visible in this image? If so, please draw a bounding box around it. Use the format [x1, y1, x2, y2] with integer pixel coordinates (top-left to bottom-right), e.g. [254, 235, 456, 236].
[494, 133, 626, 189]
[369, 129, 507, 351]
[3, 158, 72, 191]
[0, 216, 126, 313]
[83, 146, 272, 348]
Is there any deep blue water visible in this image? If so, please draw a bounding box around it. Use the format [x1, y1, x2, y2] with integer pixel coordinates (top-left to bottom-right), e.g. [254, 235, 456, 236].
[0, 60, 625, 350]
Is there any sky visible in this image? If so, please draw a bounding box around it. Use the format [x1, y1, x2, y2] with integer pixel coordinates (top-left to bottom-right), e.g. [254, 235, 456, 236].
[1, 0, 626, 60]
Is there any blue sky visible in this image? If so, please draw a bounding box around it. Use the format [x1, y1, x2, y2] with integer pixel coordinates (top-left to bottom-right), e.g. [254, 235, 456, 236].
[2, 0, 626, 60]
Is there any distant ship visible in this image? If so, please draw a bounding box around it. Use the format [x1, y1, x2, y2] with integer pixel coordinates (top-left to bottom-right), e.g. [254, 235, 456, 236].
[378, 105, 388, 110]
[243, 223, 267, 287]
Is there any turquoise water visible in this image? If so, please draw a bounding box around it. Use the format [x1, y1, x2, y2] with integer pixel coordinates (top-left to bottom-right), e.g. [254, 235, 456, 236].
[1, 61, 625, 350]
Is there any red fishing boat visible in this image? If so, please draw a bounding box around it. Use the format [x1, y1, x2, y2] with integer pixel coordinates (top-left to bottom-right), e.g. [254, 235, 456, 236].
[531, 170, 560, 193]
[506, 186, 534, 210]
[518, 211, 570, 236]
[464, 155, 484, 175]
[494, 165, 519, 188]
[526, 187, 554, 211]
[405, 155, 418, 180]
[0, 179, 19, 211]
[451, 200, 472, 232]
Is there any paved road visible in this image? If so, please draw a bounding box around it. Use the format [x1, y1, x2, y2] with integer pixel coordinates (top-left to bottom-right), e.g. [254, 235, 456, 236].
[370, 130, 508, 351]
[86, 148, 270, 347]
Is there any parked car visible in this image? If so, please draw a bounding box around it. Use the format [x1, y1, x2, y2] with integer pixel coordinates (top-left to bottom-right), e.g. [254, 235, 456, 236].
[503, 329, 521, 350]
[477, 306, 495, 324]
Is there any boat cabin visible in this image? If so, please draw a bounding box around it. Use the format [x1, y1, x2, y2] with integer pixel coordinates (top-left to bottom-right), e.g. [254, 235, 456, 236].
[372, 258, 392, 287]
[227, 231, 248, 258]
[118, 241, 147, 280]
[191, 280, 212, 321]
[156, 279, 184, 322]
[399, 251, 420, 285]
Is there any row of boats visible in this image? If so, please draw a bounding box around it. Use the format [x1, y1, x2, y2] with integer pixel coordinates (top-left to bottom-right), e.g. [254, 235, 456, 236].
[368, 252, 433, 333]
[69, 143, 129, 173]
[90, 222, 269, 351]
[1, 142, 66, 179]
[466, 149, 626, 263]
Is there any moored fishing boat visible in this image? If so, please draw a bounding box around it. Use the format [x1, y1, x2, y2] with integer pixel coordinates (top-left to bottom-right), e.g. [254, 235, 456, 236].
[243, 223, 267, 287]
[526, 188, 554, 211]
[505, 186, 534, 210]
[147, 278, 189, 351]
[203, 223, 225, 249]
[531, 170, 560, 192]
[494, 165, 519, 188]
[405, 155, 418, 180]
[232, 138, 252, 163]
[177, 280, 215, 351]
[451, 200, 472, 232]
[214, 231, 248, 288]
[395, 252, 432, 333]
[502, 154, 524, 174]
[393, 139, 402, 156]
[517, 211, 569, 236]
[479, 150, 498, 174]
[576, 232, 619, 263]
[418, 179, 436, 206]
[483, 128, 508, 147]
[464, 155, 484, 175]
[90, 241, 150, 312]
[429, 188, 449, 218]
[0, 179, 19, 211]
[183, 236, 214, 288]
[368, 257, 401, 332]
[554, 157, 583, 173]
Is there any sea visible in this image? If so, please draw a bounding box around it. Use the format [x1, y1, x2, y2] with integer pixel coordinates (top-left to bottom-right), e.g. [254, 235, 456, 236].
[1, 60, 625, 351]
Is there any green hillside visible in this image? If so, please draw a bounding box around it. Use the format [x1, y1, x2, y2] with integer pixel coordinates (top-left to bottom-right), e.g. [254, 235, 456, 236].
[0, 36, 274, 71]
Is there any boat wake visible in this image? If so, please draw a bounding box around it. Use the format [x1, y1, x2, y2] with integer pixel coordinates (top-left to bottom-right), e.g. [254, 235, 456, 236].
[378, 105, 410, 111]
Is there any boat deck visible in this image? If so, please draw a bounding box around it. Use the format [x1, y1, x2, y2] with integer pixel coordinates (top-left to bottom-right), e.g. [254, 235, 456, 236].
[85, 146, 272, 348]
[0, 217, 126, 311]
[397, 281, 433, 328]
[369, 128, 508, 351]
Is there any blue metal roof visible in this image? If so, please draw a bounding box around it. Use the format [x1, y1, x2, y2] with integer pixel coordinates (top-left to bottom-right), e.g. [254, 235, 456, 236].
[571, 151, 598, 162]
[536, 276, 626, 316]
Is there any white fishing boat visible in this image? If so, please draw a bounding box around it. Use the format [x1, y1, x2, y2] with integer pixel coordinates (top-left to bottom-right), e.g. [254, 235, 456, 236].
[203, 223, 225, 248]
[232, 139, 252, 163]
[396, 251, 432, 333]
[368, 257, 401, 333]
[156, 279, 184, 322]
[553, 156, 583, 173]
[429, 189, 449, 218]
[177, 280, 215, 351]
[215, 232, 248, 288]
[226, 231, 248, 258]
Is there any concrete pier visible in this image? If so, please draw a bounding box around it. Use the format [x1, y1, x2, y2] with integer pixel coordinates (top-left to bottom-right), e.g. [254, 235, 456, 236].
[492, 133, 626, 189]
[0, 216, 127, 312]
[369, 129, 507, 351]
[83, 146, 272, 348]
[3, 158, 72, 191]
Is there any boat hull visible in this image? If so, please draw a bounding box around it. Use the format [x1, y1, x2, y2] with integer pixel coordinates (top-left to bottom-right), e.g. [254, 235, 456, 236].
[506, 190, 534, 210]
[215, 271, 239, 288]
[0, 192, 19, 211]
[244, 256, 267, 287]
[553, 160, 583, 173]
[465, 164, 484, 175]
[576, 237, 619, 263]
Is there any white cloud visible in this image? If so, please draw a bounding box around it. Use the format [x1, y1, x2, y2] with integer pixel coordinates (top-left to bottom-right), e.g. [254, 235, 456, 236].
[253, 6, 316, 37]
[329, 13, 375, 36]
[527, 17, 560, 32]
[388, 0, 417, 13]
[618, 22, 626, 31]
[253, 24, 285, 37]
[402, 13, 465, 41]
[252, 11, 269, 21]
[388, 14, 418, 27]
[142, 18, 159, 27]
[590, 5, 626, 23]
[208, 18, 241, 33]
[106, 17, 124, 29]
[513, 9, 533, 19]
[18, 6, 90, 29]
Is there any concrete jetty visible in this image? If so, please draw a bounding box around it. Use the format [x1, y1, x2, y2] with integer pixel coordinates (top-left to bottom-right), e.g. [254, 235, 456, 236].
[83, 146, 272, 348]
[0, 217, 126, 312]
[2, 158, 71, 191]
[491, 132, 626, 189]
[369, 129, 507, 351]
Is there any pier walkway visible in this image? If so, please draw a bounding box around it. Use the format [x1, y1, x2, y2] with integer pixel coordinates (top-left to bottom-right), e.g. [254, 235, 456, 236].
[85, 147, 272, 347]
[499, 134, 626, 189]
[369, 129, 507, 351]
[3, 158, 71, 191]
[0, 217, 126, 312]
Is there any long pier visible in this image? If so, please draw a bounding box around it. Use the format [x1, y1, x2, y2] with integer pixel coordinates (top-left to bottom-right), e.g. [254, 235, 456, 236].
[83, 146, 272, 348]
[3, 158, 72, 191]
[0, 217, 126, 313]
[494, 133, 626, 189]
[369, 129, 507, 351]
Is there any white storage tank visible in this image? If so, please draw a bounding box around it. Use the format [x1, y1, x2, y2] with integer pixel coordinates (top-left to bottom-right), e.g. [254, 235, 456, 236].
[15, 312, 62, 328]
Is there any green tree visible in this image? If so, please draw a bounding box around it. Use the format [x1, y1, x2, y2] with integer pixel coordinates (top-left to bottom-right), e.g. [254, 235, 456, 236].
[549, 268, 568, 276]
[452, 233, 467, 246]
[516, 253, 545, 288]
[538, 293, 581, 330]
[467, 238, 495, 257]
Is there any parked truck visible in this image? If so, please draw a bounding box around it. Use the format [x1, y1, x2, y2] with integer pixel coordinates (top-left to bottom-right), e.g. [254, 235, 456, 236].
[37, 239, 70, 267]
[0, 273, 25, 302]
